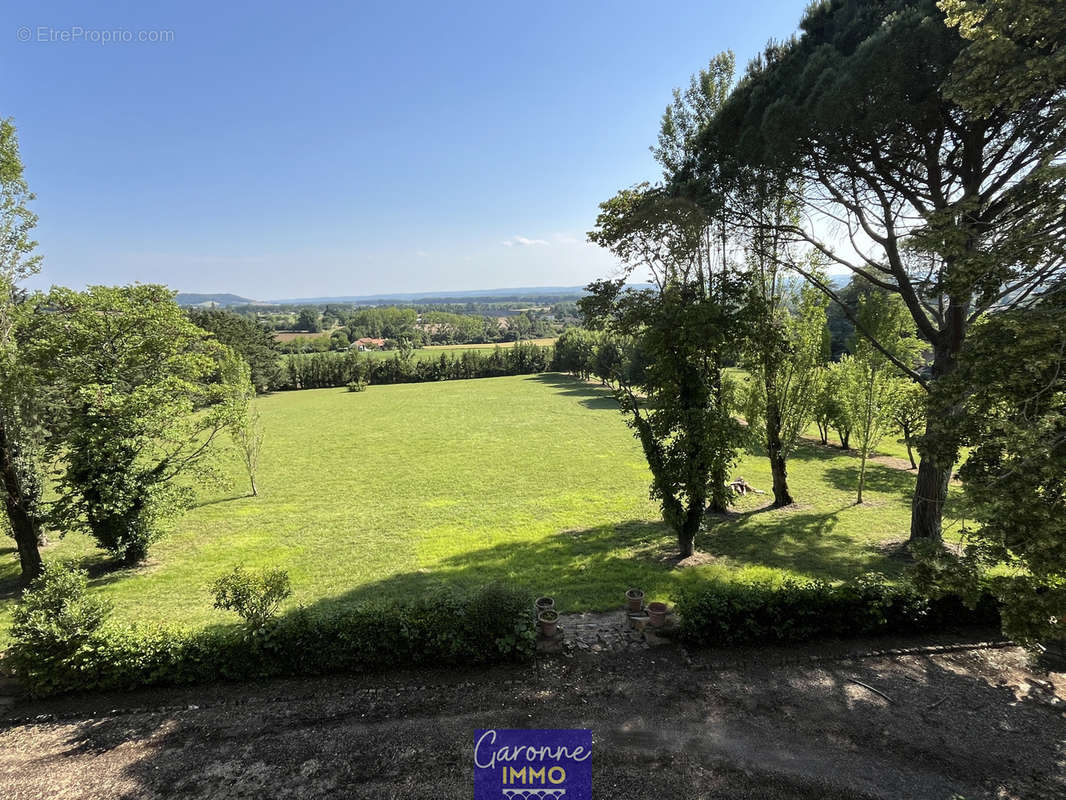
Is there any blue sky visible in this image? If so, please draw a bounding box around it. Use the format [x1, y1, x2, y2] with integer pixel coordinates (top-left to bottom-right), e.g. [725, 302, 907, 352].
[6, 0, 806, 300]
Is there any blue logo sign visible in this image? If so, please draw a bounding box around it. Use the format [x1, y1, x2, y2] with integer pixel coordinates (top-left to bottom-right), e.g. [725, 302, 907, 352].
[474, 729, 592, 799]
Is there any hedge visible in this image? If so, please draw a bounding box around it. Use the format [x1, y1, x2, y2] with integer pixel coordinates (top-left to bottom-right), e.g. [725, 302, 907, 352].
[673, 574, 1001, 648]
[13, 584, 536, 697]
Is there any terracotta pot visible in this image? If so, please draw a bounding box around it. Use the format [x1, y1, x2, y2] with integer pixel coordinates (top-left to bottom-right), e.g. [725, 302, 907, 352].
[538, 610, 559, 637]
[535, 596, 555, 614]
[625, 588, 645, 613]
[647, 601, 668, 628]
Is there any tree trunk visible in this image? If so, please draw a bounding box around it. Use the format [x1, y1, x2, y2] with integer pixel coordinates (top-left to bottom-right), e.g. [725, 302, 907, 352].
[0, 419, 42, 583]
[765, 398, 793, 507]
[249, 475, 258, 497]
[904, 438, 916, 470]
[857, 451, 867, 504]
[909, 312, 965, 544]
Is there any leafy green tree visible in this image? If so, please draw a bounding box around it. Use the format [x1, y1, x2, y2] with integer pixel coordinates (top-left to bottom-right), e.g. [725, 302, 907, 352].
[842, 295, 923, 504]
[584, 187, 748, 557]
[295, 307, 321, 332]
[699, 0, 1066, 542]
[25, 285, 249, 564]
[824, 358, 855, 450]
[0, 118, 45, 581]
[187, 308, 283, 392]
[892, 380, 927, 469]
[743, 260, 829, 506]
[914, 286, 1066, 645]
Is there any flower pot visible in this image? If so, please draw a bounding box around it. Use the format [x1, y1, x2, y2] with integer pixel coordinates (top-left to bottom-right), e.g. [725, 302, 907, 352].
[538, 609, 559, 638]
[625, 588, 645, 613]
[535, 596, 555, 614]
[647, 601, 668, 628]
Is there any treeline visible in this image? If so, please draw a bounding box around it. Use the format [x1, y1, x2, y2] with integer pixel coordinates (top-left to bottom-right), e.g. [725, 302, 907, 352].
[278, 342, 553, 390]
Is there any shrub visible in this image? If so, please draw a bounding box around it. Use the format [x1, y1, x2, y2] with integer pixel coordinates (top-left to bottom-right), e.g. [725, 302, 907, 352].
[346, 379, 368, 392]
[212, 565, 293, 629]
[10, 562, 111, 693]
[13, 583, 535, 697]
[673, 574, 1000, 648]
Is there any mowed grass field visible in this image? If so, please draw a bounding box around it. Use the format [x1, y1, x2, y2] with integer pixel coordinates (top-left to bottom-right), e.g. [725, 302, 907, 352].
[0, 373, 965, 641]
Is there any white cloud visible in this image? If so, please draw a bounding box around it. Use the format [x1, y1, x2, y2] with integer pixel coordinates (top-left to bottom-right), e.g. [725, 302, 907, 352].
[501, 235, 550, 247]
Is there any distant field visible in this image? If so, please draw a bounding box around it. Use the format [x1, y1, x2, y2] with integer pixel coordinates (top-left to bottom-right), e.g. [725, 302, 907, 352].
[364, 338, 555, 360]
[0, 373, 962, 643]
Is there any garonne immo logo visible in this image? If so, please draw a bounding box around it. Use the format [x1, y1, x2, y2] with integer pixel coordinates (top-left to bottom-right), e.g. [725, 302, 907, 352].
[474, 729, 592, 799]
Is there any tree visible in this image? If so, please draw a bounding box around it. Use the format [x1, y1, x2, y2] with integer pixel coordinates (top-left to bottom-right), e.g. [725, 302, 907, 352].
[229, 388, 264, 497]
[699, 0, 1066, 542]
[892, 380, 927, 469]
[826, 358, 855, 450]
[915, 285, 1066, 645]
[24, 285, 248, 564]
[0, 118, 45, 581]
[583, 187, 748, 558]
[742, 263, 829, 507]
[842, 294, 922, 503]
[811, 366, 834, 446]
[187, 308, 283, 392]
[295, 307, 321, 333]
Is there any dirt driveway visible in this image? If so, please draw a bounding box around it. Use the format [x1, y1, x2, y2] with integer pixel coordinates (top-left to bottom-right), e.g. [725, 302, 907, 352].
[1, 633, 1063, 799]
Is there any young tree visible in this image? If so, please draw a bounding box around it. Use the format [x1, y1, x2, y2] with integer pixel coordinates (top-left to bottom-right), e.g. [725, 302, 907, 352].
[699, 0, 1066, 542]
[811, 366, 834, 446]
[743, 263, 829, 507]
[25, 285, 248, 564]
[229, 388, 264, 497]
[892, 380, 927, 469]
[826, 358, 855, 450]
[0, 118, 45, 581]
[843, 295, 922, 504]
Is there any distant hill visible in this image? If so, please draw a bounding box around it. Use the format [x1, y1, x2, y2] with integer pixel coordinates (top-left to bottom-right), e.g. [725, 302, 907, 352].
[268, 286, 590, 305]
[175, 293, 257, 307]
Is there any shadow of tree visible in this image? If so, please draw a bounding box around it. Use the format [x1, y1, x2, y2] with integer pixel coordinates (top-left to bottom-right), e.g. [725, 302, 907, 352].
[526, 373, 621, 410]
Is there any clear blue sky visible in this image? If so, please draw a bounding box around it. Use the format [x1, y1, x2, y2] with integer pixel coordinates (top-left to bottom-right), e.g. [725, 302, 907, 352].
[6, 0, 806, 300]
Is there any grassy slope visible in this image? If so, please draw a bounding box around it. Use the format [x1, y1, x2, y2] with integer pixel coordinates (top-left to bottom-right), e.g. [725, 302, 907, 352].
[0, 374, 965, 640]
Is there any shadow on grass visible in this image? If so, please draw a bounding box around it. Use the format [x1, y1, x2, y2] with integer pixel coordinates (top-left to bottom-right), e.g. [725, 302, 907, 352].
[526, 373, 620, 410]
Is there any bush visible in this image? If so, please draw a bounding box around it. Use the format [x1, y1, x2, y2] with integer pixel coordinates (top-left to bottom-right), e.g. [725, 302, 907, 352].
[13, 583, 536, 697]
[212, 565, 292, 629]
[10, 562, 111, 694]
[346, 379, 368, 392]
[673, 574, 1000, 648]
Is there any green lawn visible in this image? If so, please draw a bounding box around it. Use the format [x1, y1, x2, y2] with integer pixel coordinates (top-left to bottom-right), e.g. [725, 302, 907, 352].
[0, 374, 966, 642]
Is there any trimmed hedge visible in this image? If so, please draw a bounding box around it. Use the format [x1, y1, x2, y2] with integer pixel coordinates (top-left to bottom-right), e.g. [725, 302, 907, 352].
[13, 584, 536, 697]
[673, 575, 1001, 648]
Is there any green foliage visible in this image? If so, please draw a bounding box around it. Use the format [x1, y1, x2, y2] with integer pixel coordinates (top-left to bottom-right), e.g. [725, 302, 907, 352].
[674, 573, 1000, 648]
[212, 564, 292, 629]
[346, 378, 368, 392]
[891, 380, 927, 469]
[281, 342, 552, 390]
[187, 308, 283, 393]
[10, 562, 111, 687]
[0, 118, 46, 580]
[920, 290, 1066, 645]
[841, 294, 923, 502]
[295, 307, 322, 332]
[15, 583, 534, 697]
[22, 285, 249, 563]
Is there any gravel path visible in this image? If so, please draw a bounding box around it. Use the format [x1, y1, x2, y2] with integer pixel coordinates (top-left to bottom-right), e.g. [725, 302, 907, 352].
[1, 634, 1063, 799]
